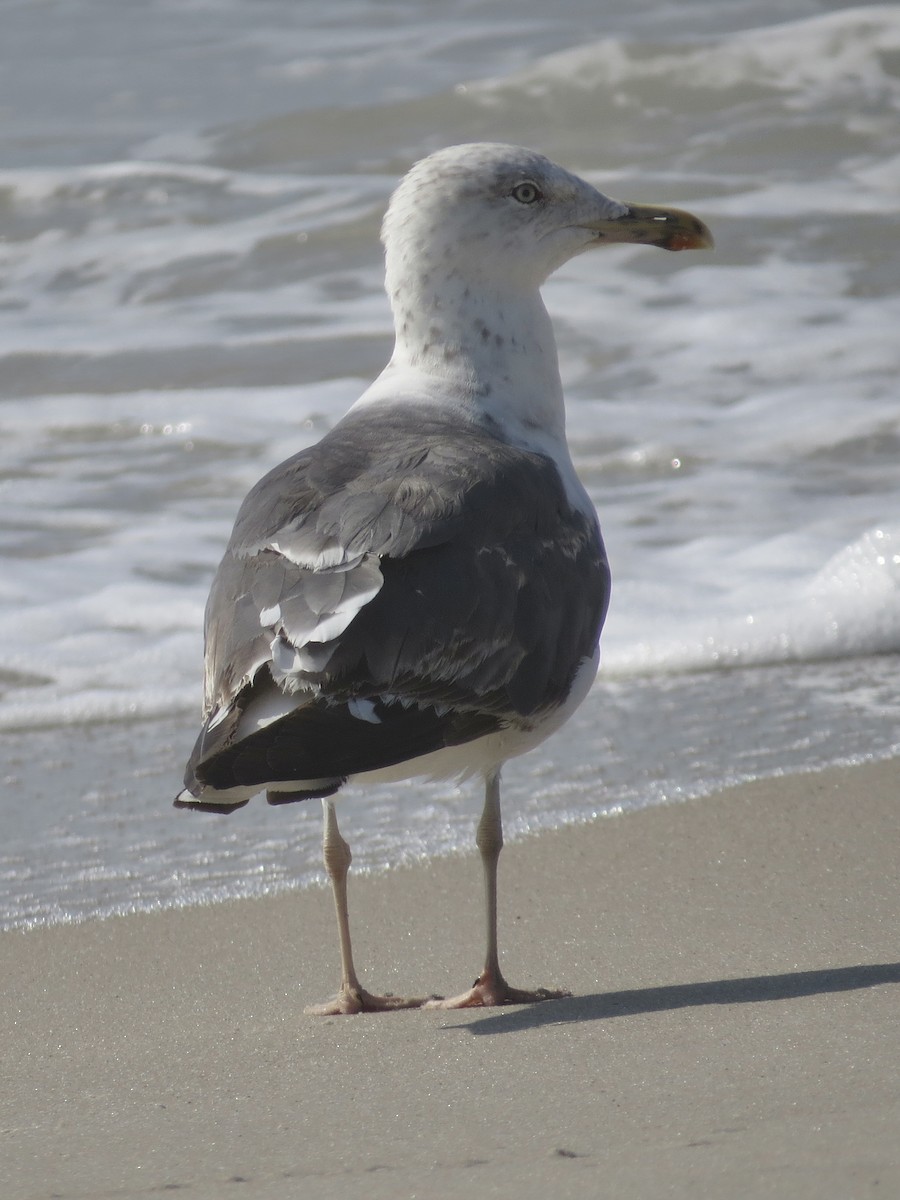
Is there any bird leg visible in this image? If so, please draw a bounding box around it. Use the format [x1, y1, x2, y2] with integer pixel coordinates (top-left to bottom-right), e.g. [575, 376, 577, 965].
[304, 798, 431, 1014]
[425, 769, 570, 1008]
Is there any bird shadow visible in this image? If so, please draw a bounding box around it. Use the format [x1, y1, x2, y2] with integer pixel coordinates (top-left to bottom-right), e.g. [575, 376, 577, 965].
[443, 961, 900, 1036]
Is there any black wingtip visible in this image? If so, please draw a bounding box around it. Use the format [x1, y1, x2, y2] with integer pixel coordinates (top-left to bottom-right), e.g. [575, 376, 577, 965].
[266, 780, 344, 804]
[173, 795, 251, 815]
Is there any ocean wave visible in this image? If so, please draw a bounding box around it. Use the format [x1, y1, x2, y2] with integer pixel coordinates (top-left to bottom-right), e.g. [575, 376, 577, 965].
[471, 7, 900, 109]
[604, 525, 900, 675]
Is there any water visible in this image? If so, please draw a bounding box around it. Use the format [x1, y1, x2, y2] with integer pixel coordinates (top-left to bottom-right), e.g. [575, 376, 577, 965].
[2, 0, 899, 928]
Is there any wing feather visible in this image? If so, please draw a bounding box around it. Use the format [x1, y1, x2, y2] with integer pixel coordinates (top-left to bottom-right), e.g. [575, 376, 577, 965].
[183, 404, 609, 802]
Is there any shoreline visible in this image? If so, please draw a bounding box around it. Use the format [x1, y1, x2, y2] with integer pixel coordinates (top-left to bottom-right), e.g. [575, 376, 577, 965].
[6, 650, 900, 933]
[3, 757, 899, 1198]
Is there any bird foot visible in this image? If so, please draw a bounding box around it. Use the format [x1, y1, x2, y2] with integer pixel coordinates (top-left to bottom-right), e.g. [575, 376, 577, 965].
[423, 970, 571, 1009]
[304, 985, 436, 1015]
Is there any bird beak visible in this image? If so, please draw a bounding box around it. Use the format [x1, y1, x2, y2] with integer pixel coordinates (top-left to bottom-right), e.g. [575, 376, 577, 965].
[583, 203, 714, 252]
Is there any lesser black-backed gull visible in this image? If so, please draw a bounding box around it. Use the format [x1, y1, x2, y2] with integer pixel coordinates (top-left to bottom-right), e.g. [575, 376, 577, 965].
[175, 142, 712, 1013]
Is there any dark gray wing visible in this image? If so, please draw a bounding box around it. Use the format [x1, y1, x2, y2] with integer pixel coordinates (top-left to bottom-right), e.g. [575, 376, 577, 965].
[181, 404, 609, 803]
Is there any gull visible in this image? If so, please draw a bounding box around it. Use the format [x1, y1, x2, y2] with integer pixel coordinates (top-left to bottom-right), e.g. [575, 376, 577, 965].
[175, 142, 712, 1013]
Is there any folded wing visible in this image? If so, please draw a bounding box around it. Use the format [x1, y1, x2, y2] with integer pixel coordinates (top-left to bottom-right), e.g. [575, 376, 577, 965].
[179, 405, 609, 807]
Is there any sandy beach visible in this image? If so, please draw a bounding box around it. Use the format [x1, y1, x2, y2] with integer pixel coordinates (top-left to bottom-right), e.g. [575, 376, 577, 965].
[3, 757, 898, 1199]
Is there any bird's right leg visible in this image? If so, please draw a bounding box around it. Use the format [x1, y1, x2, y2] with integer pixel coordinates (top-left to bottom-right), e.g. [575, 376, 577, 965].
[304, 798, 431, 1014]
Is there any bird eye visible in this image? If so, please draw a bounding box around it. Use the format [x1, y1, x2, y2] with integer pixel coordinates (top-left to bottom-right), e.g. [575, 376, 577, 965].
[511, 181, 541, 205]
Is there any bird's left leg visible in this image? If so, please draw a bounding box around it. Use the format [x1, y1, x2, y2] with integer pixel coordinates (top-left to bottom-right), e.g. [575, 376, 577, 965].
[425, 769, 570, 1008]
[304, 798, 431, 1014]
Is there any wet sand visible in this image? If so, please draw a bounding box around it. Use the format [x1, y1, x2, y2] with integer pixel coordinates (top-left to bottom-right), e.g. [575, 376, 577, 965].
[3, 758, 899, 1198]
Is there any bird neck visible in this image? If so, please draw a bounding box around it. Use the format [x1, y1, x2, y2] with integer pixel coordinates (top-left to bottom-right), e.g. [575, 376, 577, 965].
[384, 272, 567, 440]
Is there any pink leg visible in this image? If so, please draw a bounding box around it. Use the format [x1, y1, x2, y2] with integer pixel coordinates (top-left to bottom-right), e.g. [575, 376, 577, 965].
[305, 799, 431, 1014]
[425, 770, 570, 1009]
